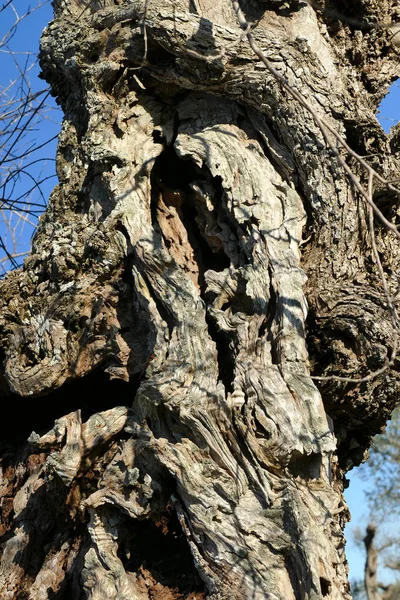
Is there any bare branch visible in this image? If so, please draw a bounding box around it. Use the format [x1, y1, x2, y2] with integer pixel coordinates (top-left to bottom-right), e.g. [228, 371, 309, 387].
[0, 0, 60, 275]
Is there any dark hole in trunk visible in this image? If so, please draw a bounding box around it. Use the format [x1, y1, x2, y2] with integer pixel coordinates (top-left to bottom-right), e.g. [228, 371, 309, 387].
[117, 508, 207, 599]
[0, 368, 137, 447]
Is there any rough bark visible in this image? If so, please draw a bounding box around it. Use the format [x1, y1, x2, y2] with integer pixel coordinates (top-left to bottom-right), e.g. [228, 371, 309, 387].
[0, 0, 400, 598]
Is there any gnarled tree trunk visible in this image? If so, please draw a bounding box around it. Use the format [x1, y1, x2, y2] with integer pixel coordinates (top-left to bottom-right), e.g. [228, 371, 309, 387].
[0, 0, 399, 598]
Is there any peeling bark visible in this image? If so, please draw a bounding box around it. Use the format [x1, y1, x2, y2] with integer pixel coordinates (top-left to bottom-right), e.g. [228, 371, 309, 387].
[0, 0, 400, 598]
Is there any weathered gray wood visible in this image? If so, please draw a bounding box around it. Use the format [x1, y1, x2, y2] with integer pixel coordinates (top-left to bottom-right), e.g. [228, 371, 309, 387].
[0, 0, 399, 598]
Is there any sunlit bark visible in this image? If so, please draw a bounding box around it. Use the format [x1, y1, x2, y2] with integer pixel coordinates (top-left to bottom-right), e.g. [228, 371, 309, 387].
[0, 1, 400, 598]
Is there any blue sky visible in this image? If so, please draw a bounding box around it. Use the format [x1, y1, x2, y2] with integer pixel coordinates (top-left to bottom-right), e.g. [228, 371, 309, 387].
[0, 0, 60, 273]
[1, 0, 400, 588]
[344, 468, 376, 584]
[378, 81, 400, 133]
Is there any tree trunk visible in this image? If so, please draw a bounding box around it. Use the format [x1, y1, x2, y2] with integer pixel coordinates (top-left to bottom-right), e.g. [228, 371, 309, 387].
[364, 524, 380, 600]
[0, 0, 399, 598]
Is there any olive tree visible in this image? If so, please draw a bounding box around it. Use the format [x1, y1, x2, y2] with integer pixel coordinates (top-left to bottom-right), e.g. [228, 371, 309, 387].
[0, 1, 399, 598]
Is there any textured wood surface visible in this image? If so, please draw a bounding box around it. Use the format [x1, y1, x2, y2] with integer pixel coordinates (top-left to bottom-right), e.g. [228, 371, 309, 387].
[0, 0, 399, 598]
